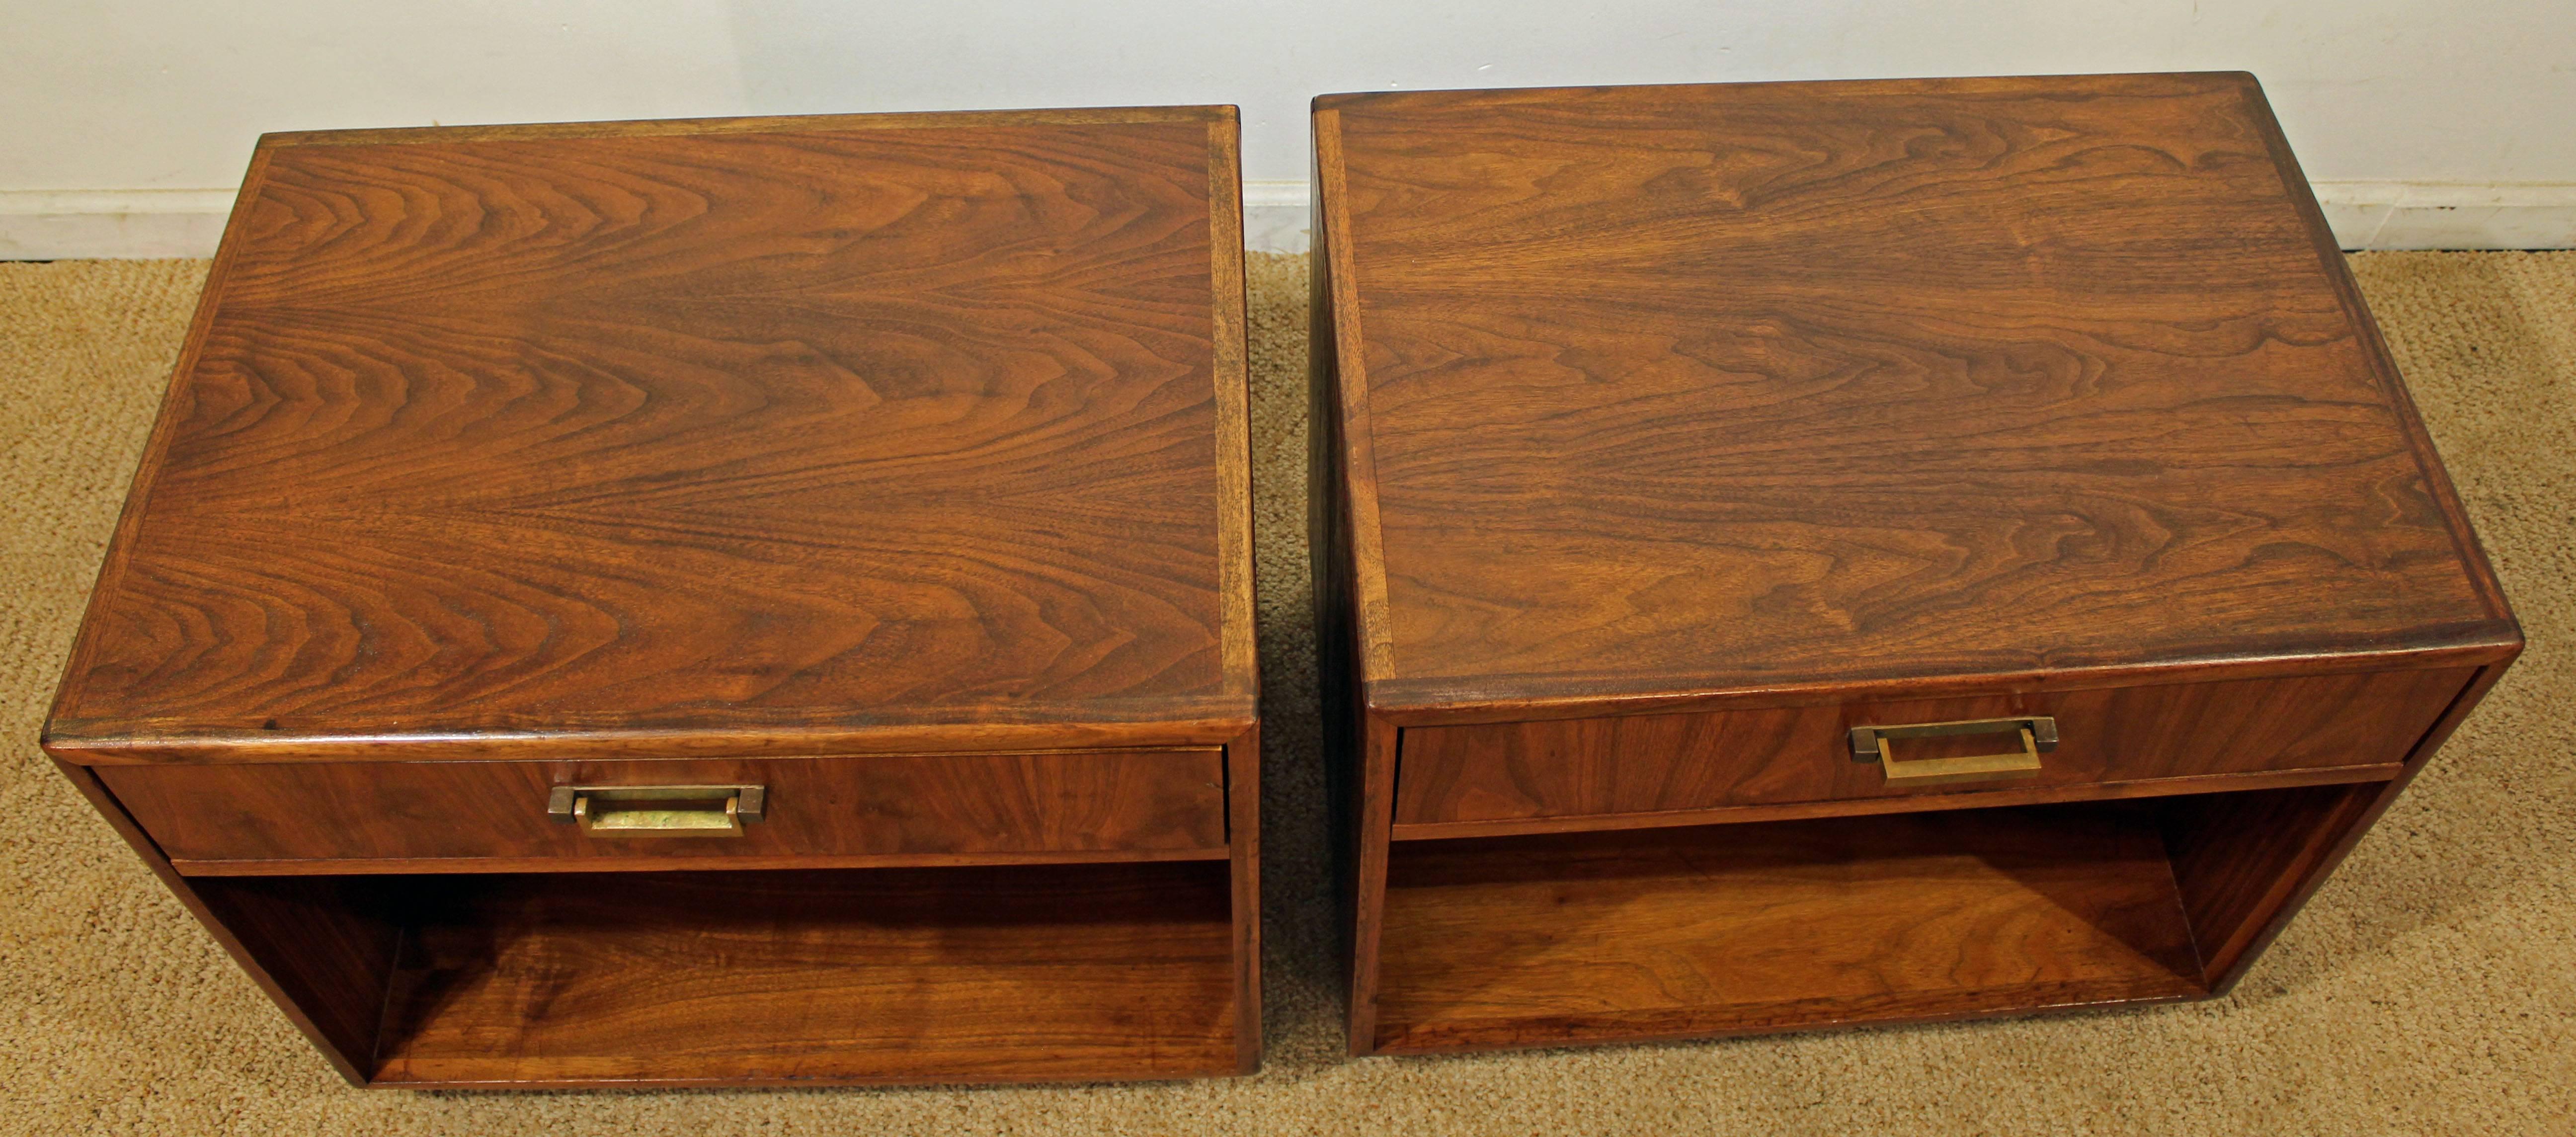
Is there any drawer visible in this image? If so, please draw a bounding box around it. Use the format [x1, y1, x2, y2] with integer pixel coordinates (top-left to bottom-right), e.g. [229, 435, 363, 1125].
[1394, 668, 2474, 830]
[102, 749, 1228, 869]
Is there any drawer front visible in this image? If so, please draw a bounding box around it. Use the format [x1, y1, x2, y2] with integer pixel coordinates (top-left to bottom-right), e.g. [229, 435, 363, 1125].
[1394, 668, 2473, 828]
[103, 749, 1228, 867]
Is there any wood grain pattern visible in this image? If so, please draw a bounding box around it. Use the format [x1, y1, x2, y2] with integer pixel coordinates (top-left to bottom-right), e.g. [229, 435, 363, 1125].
[1307, 120, 1372, 1055]
[1318, 73, 2515, 711]
[2157, 781, 2381, 983]
[101, 749, 1228, 867]
[367, 862, 1238, 1087]
[45, 107, 1264, 1085]
[1311, 75, 2522, 1056]
[187, 877, 404, 1069]
[1390, 762, 2399, 842]
[1223, 724, 1264, 1071]
[47, 108, 1257, 763]
[51, 755, 376, 1084]
[1393, 667, 2472, 828]
[1207, 118, 1259, 704]
[170, 851, 1229, 876]
[2192, 656, 2516, 993]
[1372, 807, 2205, 1052]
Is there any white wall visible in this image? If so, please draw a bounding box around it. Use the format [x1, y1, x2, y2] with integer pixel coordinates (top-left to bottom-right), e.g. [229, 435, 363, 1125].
[5, 0, 2574, 255]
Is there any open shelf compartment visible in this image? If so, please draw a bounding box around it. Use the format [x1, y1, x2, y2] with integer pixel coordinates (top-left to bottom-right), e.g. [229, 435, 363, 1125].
[1370, 782, 2381, 1052]
[193, 860, 1240, 1087]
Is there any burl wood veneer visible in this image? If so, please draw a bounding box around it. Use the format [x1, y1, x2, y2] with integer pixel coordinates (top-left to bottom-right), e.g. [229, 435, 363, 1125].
[1309, 74, 2520, 1055]
[45, 106, 1260, 1087]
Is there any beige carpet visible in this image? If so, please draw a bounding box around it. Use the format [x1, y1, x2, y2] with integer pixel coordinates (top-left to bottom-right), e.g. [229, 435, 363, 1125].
[1, 252, 2569, 1134]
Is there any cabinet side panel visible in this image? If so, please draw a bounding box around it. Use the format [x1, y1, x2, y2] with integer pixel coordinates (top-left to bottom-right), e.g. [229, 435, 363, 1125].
[2181, 659, 2513, 987]
[1225, 724, 1262, 1072]
[1307, 130, 1356, 987]
[188, 876, 403, 1075]
[1309, 108, 1380, 1054]
[2159, 781, 2382, 982]
[49, 757, 376, 1084]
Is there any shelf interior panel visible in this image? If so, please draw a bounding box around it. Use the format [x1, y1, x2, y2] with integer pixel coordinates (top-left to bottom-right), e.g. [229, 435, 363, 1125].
[1373, 803, 2207, 1052]
[204, 860, 1241, 1087]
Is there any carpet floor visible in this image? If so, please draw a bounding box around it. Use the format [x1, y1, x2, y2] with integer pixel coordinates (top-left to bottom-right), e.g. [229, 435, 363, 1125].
[1, 252, 2569, 1135]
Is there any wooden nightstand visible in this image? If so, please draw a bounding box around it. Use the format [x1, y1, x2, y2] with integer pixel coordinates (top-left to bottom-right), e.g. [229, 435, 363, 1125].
[44, 107, 1260, 1087]
[1308, 74, 2520, 1056]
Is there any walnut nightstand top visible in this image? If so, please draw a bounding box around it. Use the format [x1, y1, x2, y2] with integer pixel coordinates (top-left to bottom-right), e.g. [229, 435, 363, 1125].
[1313, 74, 2515, 713]
[49, 107, 1256, 763]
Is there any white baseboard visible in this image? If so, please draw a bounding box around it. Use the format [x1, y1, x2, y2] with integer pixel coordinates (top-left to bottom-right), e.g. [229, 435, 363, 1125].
[2310, 181, 2576, 251]
[0, 189, 237, 259]
[8, 181, 2567, 260]
[1239, 180, 2576, 254]
[0, 184, 1311, 260]
[1243, 180, 1310, 254]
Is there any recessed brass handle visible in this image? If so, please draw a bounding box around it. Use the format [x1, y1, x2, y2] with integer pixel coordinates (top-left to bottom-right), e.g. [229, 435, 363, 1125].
[546, 785, 767, 838]
[1849, 717, 2056, 787]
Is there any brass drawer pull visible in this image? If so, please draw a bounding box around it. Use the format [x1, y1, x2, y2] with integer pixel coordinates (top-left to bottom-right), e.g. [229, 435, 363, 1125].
[1849, 717, 2057, 787]
[546, 785, 767, 838]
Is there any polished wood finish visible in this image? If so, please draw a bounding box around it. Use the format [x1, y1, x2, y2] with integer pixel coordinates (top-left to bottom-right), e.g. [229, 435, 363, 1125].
[2188, 656, 2518, 993]
[378, 865, 1235, 1086]
[47, 107, 1260, 1085]
[104, 748, 1228, 869]
[47, 106, 1253, 764]
[1391, 761, 2401, 842]
[2158, 781, 2383, 983]
[1222, 723, 1264, 1071]
[1373, 784, 2472, 1052]
[1313, 75, 2520, 1055]
[1374, 806, 2205, 1052]
[188, 876, 406, 1068]
[1393, 667, 2472, 831]
[50, 756, 376, 1084]
[1316, 74, 2512, 714]
[187, 862, 1237, 1088]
